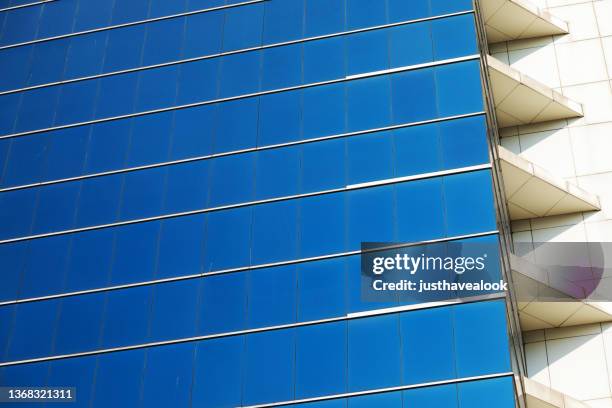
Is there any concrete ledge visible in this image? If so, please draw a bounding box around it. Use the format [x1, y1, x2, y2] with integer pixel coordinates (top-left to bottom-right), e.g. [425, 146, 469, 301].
[511, 254, 612, 330]
[498, 146, 600, 220]
[524, 377, 590, 408]
[481, 0, 568, 43]
[487, 55, 583, 127]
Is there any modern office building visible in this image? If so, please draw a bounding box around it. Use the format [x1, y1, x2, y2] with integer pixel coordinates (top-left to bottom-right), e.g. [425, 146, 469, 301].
[0, 0, 610, 407]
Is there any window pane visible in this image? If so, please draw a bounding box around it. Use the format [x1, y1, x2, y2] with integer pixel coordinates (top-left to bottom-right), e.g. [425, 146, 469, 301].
[301, 138, 346, 193]
[199, 272, 247, 334]
[55, 292, 104, 355]
[28, 41, 69, 85]
[392, 68, 437, 124]
[219, 52, 261, 97]
[135, 66, 179, 111]
[171, 106, 215, 159]
[444, 170, 496, 236]
[403, 384, 458, 407]
[435, 60, 483, 117]
[252, 200, 298, 264]
[157, 215, 205, 279]
[348, 314, 401, 391]
[85, 120, 130, 173]
[255, 146, 300, 199]
[119, 167, 166, 220]
[204, 207, 251, 270]
[347, 76, 391, 131]
[76, 175, 122, 227]
[297, 258, 347, 321]
[393, 124, 441, 177]
[192, 336, 244, 408]
[305, 0, 345, 36]
[390, 23, 433, 67]
[20, 236, 70, 298]
[440, 115, 489, 169]
[143, 20, 185, 65]
[247, 265, 297, 328]
[177, 59, 219, 105]
[111, 222, 161, 285]
[164, 161, 209, 213]
[0, 242, 26, 302]
[127, 113, 173, 166]
[48, 356, 97, 408]
[303, 37, 345, 83]
[347, 0, 387, 29]
[8, 300, 58, 360]
[183, 12, 223, 58]
[296, 321, 347, 398]
[214, 98, 259, 152]
[32, 182, 80, 234]
[388, 0, 429, 22]
[432, 14, 477, 60]
[103, 26, 145, 72]
[0, 188, 37, 239]
[150, 279, 200, 341]
[142, 343, 194, 408]
[96, 74, 138, 118]
[395, 178, 445, 243]
[262, 44, 302, 89]
[349, 391, 402, 408]
[263, 0, 303, 43]
[300, 193, 346, 257]
[347, 131, 393, 184]
[102, 286, 152, 347]
[65, 32, 107, 78]
[258, 91, 302, 146]
[92, 349, 145, 408]
[244, 330, 295, 405]
[458, 377, 515, 408]
[64, 229, 114, 292]
[209, 154, 255, 206]
[347, 31, 389, 75]
[222, 3, 264, 51]
[303, 84, 345, 138]
[43, 128, 89, 181]
[348, 186, 394, 248]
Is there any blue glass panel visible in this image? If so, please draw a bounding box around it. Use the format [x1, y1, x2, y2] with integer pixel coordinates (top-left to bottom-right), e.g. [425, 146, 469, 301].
[303, 83, 345, 137]
[110, 222, 161, 285]
[431, 0, 473, 14]
[301, 138, 345, 192]
[300, 193, 345, 257]
[204, 207, 251, 270]
[177, 59, 219, 105]
[222, 3, 264, 51]
[84, 120, 130, 173]
[303, 37, 345, 83]
[440, 115, 489, 169]
[389, 23, 433, 68]
[143, 18, 185, 65]
[150, 279, 200, 341]
[348, 186, 394, 248]
[8, 300, 57, 360]
[92, 349, 145, 408]
[255, 146, 300, 199]
[252, 200, 298, 264]
[404, 384, 458, 407]
[432, 14, 478, 60]
[102, 286, 152, 347]
[192, 336, 244, 408]
[454, 300, 511, 377]
[0, 242, 26, 302]
[157, 215, 205, 278]
[164, 161, 209, 213]
[183, 11, 224, 58]
[119, 167, 166, 220]
[0, 47, 31, 91]
[401, 307, 455, 383]
[393, 124, 441, 176]
[42, 127, 90, 181]
[187, 0, 225, 11]
[171, 106, 215, 159]
[0, 188, 37, 238]
[458, 377, 515, 408]
[142, 343, 194, 408]
[296, 321, 347, 398]
[347, 76, 391, 131]
[15, 87, 60, 133]
[3, 134, 47, 187]
[127, 112, 173, 166]
[55, 292, 104, 354]
[396, 178, 445, 243]
[0, 362, 50, 392]
[297, 258, 346, 321]
[199, 272, 247, 334]
[76, 175, 122, 227]
[47, 356, 97, 408]
[347, 0, 387, 29]
[64, 229, 114, 292]
[96, 74, 138, 118]
[55, 81, 99, 125]
[263, 0, 303, 43]
[148, 0, 187, 18]
[444, 170, 496, 236]
[209, 153, 255, 206]
[348, 314, 401, 391]
[347, 131, 393, 184]
[214, 98, 259, 152]
[347, 31, 389, 75]
[244, 330, 295, 405]
[305, 0, 345, 36]
[38, 0, 77, 38]
[248, 265, 297, 328]
[258, 91, 301, 145]
[0, 93, 19, 135]
[262, 44, 302, 89]
[0, 8, 41, 46]
[136, 66, 179, 111]
[103, 25, 145, 72]
[349, 391, 402, 408]
[28, 41, 69, 85]
[19, 235, 69, 298]
[388, 0, 430, 22]
[219, 52, 261, 97]
[31, 182, 79, 234]
[0, 306, 11, 361]
[392, 68, 437, 124]
[74, 0, 113, 31]
[65, 32, 107, 78]
[111, 0, 149, 24]
[436, 60, 483, 117]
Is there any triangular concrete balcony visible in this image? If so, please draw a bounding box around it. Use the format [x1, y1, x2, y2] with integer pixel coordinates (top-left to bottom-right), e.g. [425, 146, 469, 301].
[481, 0, 568, 43]
[524, 377, 591, 408]
[511, 253, 612, 330]
[487, 56, 583, 128]
[498, 146, 600, 220]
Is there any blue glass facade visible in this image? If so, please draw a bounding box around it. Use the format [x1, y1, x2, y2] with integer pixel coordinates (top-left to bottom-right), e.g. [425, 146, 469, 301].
[0, 1, 519, 407]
